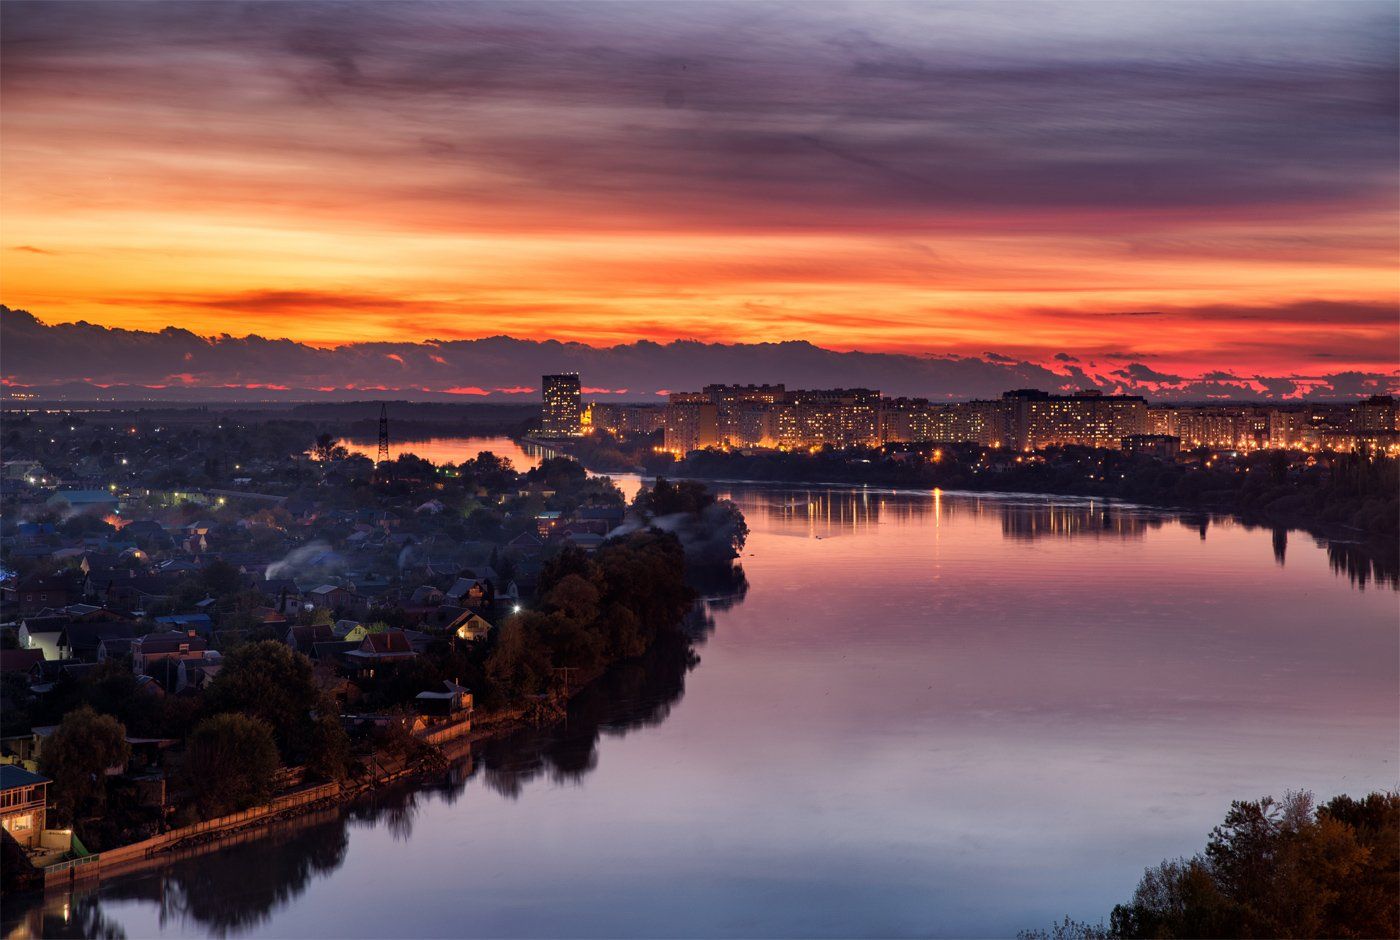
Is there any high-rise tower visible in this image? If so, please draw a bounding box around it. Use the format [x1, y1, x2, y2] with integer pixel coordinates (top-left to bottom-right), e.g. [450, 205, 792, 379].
[541, 374, 583, 436]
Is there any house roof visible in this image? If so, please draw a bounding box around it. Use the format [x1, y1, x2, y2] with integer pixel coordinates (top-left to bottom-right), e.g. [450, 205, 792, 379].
[0, 765, 49, 790]
[59, 620, 141, 651]
[133, 631, 209, 656]
[360, 630, 412, 654]
[0, 649, 45, 673]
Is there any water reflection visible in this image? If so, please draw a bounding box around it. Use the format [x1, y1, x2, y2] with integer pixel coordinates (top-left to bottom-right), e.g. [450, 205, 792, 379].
[730, 484, 1395, 587]
[6, 487, 1393, 939]
[1325, 539, 1399, 590]
[337, 435, 548, 471]
[477, 628, 702, 800]
[10, 589, 736, 939]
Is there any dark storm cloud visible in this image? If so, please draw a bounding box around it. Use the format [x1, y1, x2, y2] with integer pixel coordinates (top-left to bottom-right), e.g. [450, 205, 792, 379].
[3, 1, 1396, 232]
[3, 306, 1394, 402]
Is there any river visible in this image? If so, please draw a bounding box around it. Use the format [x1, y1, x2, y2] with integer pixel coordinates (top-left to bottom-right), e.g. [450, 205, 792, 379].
[8, 439, 1396, 938]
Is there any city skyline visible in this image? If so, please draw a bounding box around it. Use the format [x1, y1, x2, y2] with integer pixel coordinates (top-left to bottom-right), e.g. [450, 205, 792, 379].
[3, 1, 1397, 385]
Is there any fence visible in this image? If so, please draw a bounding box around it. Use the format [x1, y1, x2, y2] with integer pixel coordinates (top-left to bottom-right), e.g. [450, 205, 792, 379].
[44, 781, 341, 888]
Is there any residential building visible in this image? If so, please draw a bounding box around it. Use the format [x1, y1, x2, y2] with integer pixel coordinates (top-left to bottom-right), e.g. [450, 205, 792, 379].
[541, 373, 583, 437]
[0, 765, 49, 849]
[664, 393, 720, 455]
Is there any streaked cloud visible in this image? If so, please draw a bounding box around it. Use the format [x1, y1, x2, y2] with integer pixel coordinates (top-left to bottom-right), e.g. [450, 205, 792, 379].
[0, 1, 1396, 374]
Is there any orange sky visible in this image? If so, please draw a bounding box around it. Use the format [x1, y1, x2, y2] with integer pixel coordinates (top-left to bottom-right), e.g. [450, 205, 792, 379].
[2, 1, 1397, 379]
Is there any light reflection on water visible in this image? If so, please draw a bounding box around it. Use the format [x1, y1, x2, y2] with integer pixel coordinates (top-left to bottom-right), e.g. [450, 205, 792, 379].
[11, 457, 1396, 939]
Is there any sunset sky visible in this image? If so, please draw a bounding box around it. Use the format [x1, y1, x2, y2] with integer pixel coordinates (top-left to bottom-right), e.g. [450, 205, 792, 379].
[2, 0, 1397, 389]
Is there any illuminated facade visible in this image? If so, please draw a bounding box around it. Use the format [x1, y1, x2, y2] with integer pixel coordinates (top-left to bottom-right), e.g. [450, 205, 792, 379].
[703, 384, 786, 447]
[664, 393, 720, 455]
[660, 383, 1397, 455]
[777, 388, 882, 449]
[1353, 395, 1398, 433]
[1000, 389, 1148, 450]
[585, 402, 665, 436]
[541, 374, 582, 437]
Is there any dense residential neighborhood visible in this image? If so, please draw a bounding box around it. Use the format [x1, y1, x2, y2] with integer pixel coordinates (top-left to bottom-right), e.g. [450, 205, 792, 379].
[0, 408, 736, 887]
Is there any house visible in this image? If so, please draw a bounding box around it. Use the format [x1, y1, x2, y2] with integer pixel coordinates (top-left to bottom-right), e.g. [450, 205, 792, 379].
[0, 765, 50, 848]
[505, 532, 544, 557]
[445, 577, 491, 608]
[97, 637, 134, 663]
[333, 620, 368, 642]
[561, 519, 610, 537]
[284, 623, 335, 656]
[578, 505, 625, 528]
[448, 610, 495, 643]
[561, 531, 605, 552]
[343, 630, 417, 679]
[130, 630, 209, 674]
[308, 584, 361, 612]
[17, 618, 65, 660]
[0, 649, 46, 675]
[121, 520, 174, 550]
[535, 510, 564, 537]
[154, 613, 214, 637]
[58, 621, 141, 661]
[311, 639, 361, 666]
[93, 574, 174, 612]
[14, 575, 81, 613]
[409, 585, 445, 607]
[414, 680, 473, 718]
[459, 565, 500, 583]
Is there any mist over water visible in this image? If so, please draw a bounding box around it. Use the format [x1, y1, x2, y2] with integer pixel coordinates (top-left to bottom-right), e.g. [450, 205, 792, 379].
[14, 459, 1395, 939]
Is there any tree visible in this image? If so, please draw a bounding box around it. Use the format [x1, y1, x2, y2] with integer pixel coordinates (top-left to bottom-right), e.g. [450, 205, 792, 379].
[183, 714, 279, 818]
[1100, 789, 1399, 940]
[634, 477, 715, 517]
[204, 641, 349, 780]
[39, 706, 130, 824]
[485, 614, 553, 701]
[312, 433, 348, 463]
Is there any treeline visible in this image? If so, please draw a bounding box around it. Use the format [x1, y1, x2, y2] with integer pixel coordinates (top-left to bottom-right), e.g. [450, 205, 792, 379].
[485, 530, 696, 702]
[32, 642, 351, 846]
[663, 446, 1399, 540]
[1022, 790, 1399, 940]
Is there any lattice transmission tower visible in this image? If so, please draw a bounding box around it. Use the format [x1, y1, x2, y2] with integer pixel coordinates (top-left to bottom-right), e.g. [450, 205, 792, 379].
[377, 403, 390, 464]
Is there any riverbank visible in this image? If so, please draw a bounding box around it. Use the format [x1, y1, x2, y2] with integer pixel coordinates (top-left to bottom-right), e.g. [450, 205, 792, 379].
[552, 437, 1397, 548]
[25, 666, 613, 895]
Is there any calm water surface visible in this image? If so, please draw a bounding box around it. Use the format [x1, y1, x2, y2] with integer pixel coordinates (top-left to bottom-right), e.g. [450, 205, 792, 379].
[13, 441, 1397, 938]
[338, 435, 552, 472]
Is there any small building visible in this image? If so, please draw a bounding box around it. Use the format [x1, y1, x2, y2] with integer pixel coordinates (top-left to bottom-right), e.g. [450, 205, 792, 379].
[415, 681, 473, 718]
[284, 623, 335, 656]
[130, 630, 209, 674]
[14, 576, 81, 614]
[1121, 434, 1182, 460]
[308, 584, 361, 612]
[0, 765, 50, 848]
[448, 610, 495, 643]
[445, 577, 490, 608]
[154, 613, 215, 637]
[343, 630, 417, 680]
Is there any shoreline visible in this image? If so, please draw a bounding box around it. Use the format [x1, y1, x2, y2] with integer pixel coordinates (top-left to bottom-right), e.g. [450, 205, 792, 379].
[20, 637, 644, 899]
[562, 457, 1392, 549]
